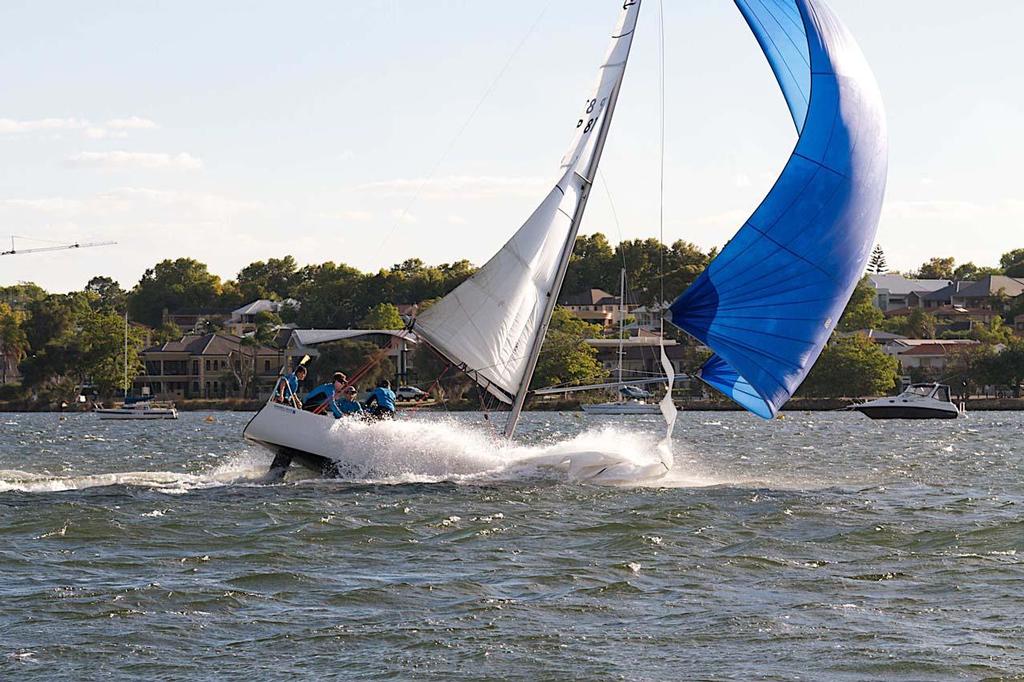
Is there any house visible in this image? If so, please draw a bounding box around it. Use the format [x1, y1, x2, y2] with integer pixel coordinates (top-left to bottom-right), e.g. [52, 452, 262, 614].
[919, 281, 975, 309]
[562, 289, 635, 331]
[949, 276, 1024, 310]
[136, 333, 284, 400]
[163, 310, 231, 335]
[227, 299, 299, 336]
[868, 274, 950, 311]
[585, 337, 688, 378]
[882, 339, 981, 374]
[1017, 314, 1024, 333]
[836, 329, 907, 346]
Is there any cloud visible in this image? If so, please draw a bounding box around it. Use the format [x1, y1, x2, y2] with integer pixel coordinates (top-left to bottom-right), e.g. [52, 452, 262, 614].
[0, 117, 89, 134]
[0, 116, 158, 139]
[0, 187, 260, 220]
[354, 175, 547, 200]
[447, 214, 468, 225]
[320, 209, 374, 222]
[65, 151, 203, 171]
[106, 116, 158, 130]
[734, 173, 752, 189]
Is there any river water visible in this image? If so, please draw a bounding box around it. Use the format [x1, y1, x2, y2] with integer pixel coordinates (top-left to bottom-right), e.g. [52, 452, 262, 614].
[1, 410, 1022, 680]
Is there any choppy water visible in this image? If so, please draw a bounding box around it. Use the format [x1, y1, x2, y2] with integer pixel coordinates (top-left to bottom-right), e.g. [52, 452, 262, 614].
[1, 410, 1022, 680]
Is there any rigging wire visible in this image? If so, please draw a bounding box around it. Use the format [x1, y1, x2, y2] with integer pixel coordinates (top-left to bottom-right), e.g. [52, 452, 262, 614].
[376, 1, 555, 255]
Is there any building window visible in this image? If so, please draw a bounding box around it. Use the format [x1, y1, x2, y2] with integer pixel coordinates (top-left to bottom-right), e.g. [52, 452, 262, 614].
[264, 360, 271, 372]
[205, 360, 211, 371]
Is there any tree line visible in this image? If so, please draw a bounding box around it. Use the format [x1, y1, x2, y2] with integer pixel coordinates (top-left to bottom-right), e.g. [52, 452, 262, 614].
[868, 245, 1024, 281]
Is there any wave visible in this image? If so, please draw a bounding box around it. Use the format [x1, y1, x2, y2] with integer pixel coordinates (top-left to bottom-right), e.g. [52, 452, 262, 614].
[0, 417, 722, 493]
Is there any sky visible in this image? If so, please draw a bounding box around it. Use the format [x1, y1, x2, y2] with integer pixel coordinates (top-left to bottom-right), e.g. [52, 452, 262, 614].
[1, 0, 1022, 293]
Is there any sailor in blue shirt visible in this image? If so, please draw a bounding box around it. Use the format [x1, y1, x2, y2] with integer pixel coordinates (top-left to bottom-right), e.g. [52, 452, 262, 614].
[365, 379, 397, 420]
[303, 372, 347, 413]
[276, 365, 307, 406]
[330, 386, 364, 419]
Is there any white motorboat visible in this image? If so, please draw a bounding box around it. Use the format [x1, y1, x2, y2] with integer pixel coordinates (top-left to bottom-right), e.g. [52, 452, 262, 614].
[854, 384, 963, 420]
[95, 397, 179, 420]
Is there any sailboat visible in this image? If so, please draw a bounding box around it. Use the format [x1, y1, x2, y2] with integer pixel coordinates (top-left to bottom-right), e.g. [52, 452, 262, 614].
[581, 269, 662, 415]
[243, 0, 887, 476]
[244, 1, 646, 475]
[94, 313, 178, 420]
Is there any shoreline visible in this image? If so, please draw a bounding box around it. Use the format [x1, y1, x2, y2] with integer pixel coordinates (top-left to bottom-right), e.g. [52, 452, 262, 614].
[3, 398, 1024, 413]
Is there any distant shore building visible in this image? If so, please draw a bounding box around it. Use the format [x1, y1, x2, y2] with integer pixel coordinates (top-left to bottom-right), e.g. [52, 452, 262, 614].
[868, 274, 950, 312]
[136, 333, 283, 400]
[227, 298, 299, 336]
[562, 289, 637, 332]
[585, 336, 687, 378]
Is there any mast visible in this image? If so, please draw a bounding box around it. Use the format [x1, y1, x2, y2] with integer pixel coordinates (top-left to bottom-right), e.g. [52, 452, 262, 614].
[123, 311, 129, 398]
[503, 56, 635, 439]
[617, 267, 625, 393]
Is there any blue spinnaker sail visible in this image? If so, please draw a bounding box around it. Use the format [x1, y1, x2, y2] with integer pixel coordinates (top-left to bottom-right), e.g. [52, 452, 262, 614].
[668, 0, 888, 419]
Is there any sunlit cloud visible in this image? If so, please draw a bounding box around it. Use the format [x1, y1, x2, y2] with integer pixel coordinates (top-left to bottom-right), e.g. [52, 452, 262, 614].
[355, 175, 547, 200]
[65, 151, 204, 171]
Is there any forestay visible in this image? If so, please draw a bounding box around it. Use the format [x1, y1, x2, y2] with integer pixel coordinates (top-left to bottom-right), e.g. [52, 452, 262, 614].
[668, 0, 888, 418]
[414, 2, 642, 414]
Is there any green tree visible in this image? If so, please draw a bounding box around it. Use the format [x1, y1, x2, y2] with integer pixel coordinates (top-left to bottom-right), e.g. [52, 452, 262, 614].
[253, 310, 282, 345]
[999, 249, 1024, 278]
[153, 320, 183, 345]
[78, 308, 146, 397]
[84, 276, 127, 312]
[310, 340, 394, 391]
[976, 340, 1024, 398]
[359, 303, 405, 330]
[799, 335, 899, 398]
[916, 257, 955, 280]
[128, 258, 224, 327]
[531, 307, 607, 390]
[564, 232, 618, 297]
[0, 283, 47, 310]
[884, 308, 937, 338]
[291, 261, 365, 328]
[867, 244, 887, 274]
[0, 302, 29, 384]
[838, 276, 884, 331]
[236, 256, 299, 301]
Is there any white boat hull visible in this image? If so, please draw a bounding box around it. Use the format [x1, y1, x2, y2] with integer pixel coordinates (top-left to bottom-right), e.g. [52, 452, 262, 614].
[95, 408, 178, 420]
[243, 402, 364, 475]
[581, 402, 662, 415]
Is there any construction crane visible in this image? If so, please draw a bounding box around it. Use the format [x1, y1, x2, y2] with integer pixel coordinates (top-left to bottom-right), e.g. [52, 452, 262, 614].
[1, 235, 116, 256]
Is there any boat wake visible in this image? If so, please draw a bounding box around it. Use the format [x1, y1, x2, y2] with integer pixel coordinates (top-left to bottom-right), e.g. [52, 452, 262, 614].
[303, 416, 712, 487]
[0, 418, 716, 493]
[0, 451, 281, 495]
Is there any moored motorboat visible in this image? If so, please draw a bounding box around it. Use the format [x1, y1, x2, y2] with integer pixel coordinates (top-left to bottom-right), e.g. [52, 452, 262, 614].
[854, 384, 963, 420]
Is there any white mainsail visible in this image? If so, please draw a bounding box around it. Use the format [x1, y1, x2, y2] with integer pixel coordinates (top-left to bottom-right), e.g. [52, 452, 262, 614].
[414, 1, 642, 437]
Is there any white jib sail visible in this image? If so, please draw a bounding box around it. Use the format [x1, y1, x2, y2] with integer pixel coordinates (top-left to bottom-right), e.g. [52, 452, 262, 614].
[414, 1, 642, 408]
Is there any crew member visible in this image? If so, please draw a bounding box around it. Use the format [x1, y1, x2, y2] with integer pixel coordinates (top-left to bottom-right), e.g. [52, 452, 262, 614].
[277, 364, 307, 407]
[331, 386, 364, 418]
[365, 379, 397, 420]
[303, 372, 347, 413]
